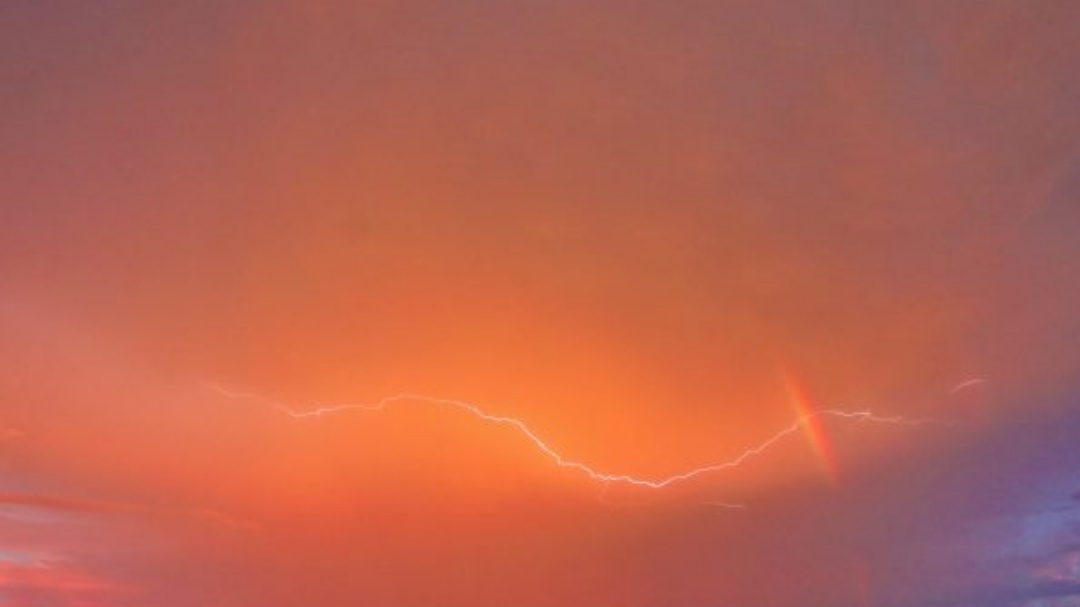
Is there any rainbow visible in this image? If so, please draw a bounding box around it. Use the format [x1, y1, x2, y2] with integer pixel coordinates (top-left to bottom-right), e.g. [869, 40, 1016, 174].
[782, 369, 841, 486]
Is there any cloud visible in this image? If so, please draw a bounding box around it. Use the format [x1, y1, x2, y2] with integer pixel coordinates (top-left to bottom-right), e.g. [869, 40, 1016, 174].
[1023, 580, 1080, 602]
[0, 492, 256, 532]
[1, 1, 1079, 606]
[0, 492, 147, 516]
[0, 559, 121, 607]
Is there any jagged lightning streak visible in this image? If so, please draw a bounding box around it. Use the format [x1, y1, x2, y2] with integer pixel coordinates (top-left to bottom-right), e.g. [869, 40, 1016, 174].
[705, 501, 749, 511]
[207, 384, 945, 490]
[949, 378, 987, 394]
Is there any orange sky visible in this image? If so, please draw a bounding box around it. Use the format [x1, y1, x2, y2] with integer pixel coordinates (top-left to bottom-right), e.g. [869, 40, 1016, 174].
[2, 1, 1080, 606]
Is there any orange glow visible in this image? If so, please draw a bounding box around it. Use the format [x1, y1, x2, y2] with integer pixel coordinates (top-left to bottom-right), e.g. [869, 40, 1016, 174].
[3, 2, 1079, 605]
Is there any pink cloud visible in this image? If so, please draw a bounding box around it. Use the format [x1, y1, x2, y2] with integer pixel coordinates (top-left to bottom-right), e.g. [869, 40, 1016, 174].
[0, 558, 123, 607]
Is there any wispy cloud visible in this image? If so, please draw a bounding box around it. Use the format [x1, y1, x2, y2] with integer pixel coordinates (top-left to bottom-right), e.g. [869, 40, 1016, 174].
[0, 558, 122, 606]
[0, 491, 256, 531]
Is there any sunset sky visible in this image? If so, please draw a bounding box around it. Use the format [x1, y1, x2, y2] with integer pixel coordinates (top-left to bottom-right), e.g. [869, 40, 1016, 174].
[3, 1, 1080, 605]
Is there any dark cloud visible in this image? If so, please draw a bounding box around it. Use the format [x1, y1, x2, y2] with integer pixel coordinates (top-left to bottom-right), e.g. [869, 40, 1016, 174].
[1011, 580, 1080, 603]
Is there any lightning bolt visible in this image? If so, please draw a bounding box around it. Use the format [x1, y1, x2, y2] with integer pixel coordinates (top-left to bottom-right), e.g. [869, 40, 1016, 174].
[207, 384, 947, 490]
[704, 501, 749, 511]
[949, 378, 987, 394]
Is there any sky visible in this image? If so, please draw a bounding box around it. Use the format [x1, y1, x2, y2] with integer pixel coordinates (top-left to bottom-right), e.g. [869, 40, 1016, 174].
[2, 1, 1080, 605]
